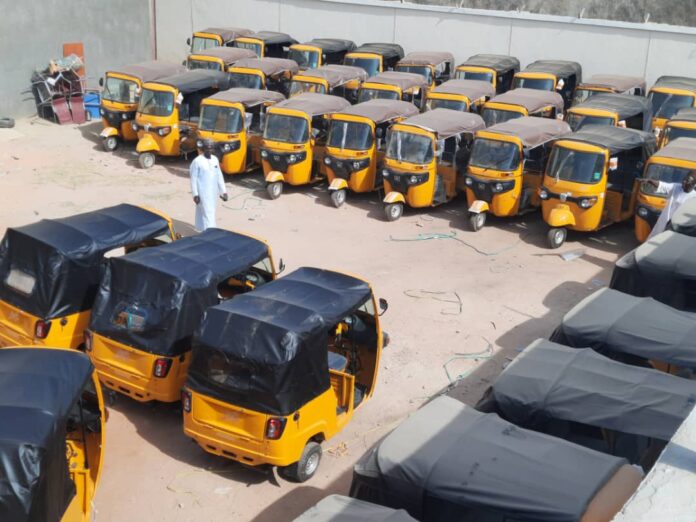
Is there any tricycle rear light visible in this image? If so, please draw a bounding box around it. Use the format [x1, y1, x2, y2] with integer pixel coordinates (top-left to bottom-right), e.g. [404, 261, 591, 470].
[84, 330, 93, 352]
[182, 389, 192, 412]
[153, 358, 173, 378]
[265, 417, 287, 440]
[34, 320, 51, 339]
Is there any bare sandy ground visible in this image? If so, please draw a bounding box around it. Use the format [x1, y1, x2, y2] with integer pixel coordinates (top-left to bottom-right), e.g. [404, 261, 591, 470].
[0, 118, 636, 521]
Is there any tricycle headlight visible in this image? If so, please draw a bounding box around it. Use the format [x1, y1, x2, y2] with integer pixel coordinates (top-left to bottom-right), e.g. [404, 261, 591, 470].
[131, 122, 138, 131]
[289, 154, 297, 163]
[222, 143, 231, 153]
[465, 177, 473, 186]
[494, 182, 504, 192]
[121, 113, 128, 120]
[409, 175, 418, 184]
[578, 197, 597, 209]
[261, 150, 268, 158]
[324, 156, 331, 165]
[196, 140, 203, 148]
[382, 169, 389, 178]
[99, 108, 105, 116]
[353, 161, 362, 170]
[539, 188, 549, 200]
[637, 206, 649, 218]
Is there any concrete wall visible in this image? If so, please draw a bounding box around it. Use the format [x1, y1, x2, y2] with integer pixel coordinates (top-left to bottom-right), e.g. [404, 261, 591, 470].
[155, 0, 696, 91]
[0, 0, 154, 118]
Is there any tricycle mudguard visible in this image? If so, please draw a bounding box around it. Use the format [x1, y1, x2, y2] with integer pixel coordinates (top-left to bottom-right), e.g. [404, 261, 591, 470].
[383, 191, 405, 204]
[265, 170, 285, 183]
[329, 178, 348, 191]
[468, 200, 490, 214]
[547, 204, 576, 227]
[100, 127, 119, 138]
[136, 133, 160, 153]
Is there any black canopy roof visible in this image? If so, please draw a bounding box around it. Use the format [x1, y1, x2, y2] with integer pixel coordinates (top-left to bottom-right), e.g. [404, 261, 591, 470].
[458, 54, 520, 74]
[551, 287, 696, 368]
[350, 396, 628, 522]
[195, 27, 251, 42]
[146, 69, 231, 94]
[670, 197, 696, 236]
[0, 348, 94, 522]
[0, 204, 170, 319]
[187, 267, 372, 415]
[610, 231, 696, 311]
[351, 43, 405, 60]
[570, 93, 652, 131]
[671, 107, 696, 123]
[299, 38, 356, 53]
[107, 61, 186, 83]
[520, 60, 582, 80]
[90, 229, 269, 357]
[651, 75, 696, 93]
[561, 124, 656, 154]
[243, 31, 297, 45]
[294, 495, 417, 522]
[482, 338, 696, 441]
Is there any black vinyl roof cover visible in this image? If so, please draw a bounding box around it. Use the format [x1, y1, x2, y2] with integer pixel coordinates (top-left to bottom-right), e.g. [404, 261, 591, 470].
[247, 31, 298, 45]
[482, 338, 696, 441]
[521, 60, 582, 80]
[90, 229, 269, 357]
[563, 124, 656, 154]
[0, 348, 93, 522]
[551, 287, 696, 368]
[459, 54, 520, 73]
[0, 204, 170, 320]
[149, 69, 231, 94]
[670, 197, 696, 236]
[305, 38, 356, 53]
[187, 267, 372, 415]
[353, 43, 405, 60]
[652, 75, 696, 93]
[672, 107, 696, 123]
[350, 396, 626, 522]
[572, 93, 652, 131]
[610, 231, 696, 311]
[294, 495, 417, 522]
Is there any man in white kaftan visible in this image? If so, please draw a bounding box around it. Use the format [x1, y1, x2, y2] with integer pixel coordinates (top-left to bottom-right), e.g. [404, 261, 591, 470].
[646, 171, 696, 238]
[190, 139, 228, 231]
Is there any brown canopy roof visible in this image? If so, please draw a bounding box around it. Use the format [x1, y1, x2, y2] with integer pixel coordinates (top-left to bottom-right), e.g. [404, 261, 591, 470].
[397, 52, 454, 67]
[108, 61, 185, 83]
[579, 74, 646, 93]
[333, 99, 419, 124]
[242, 31, 297, 46]
[197, 27, 252, 42]
[188, 47, 257, 64]
[457, 54, 520, 74]
[651, 137, 696, 163]
[651, 76, 696, 93]
[431, 79, 495, 100]
[520, 60, 582, 80]
[272, 92, 351, 117]
[364, 71, 429, 91]
[205, 87, 285, 107]
[488, 88, 564, 113]
[231, 58, 299, 77]
[484, 116, 571, 148]
[294, 65, 367, 88]
[671, 108, 696, 123]
[400, 108, 485, 139]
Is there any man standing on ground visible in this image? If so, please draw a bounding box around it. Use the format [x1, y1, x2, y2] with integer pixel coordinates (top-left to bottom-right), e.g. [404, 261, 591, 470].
[646, 170, 696, 238]
[190, 139, 228, 231]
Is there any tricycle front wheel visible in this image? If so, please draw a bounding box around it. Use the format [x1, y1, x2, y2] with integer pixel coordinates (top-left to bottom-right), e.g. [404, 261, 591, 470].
[384, 203, 403, 222]
[138, 152, 155, 169]
[547, 227, 567, 249]
[102, 136, 118, 152]
[330, 189, 346, 208]
[267, 181, 283, 200]
[469, 211, 486, 232]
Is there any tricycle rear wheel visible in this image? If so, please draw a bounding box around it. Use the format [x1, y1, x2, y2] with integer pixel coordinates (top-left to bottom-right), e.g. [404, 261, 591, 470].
[281, 441, 322, 483]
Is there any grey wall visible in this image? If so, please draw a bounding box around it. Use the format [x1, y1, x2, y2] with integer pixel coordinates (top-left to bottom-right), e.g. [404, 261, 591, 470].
[155, 0, 696, 93]
[0, 0, 154, 118]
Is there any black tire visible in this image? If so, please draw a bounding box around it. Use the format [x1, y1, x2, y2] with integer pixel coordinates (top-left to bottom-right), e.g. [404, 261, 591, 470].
[547, 227, 567, 249]
[138, 152, 155, 169]
[102, 136, 118, 152]
[267, 181, 283, 200]
[0, 117, 15, 129]
[469, 211, 486, 231]
[384, 203, 403, 222]
[281, 441, 322, 483]
[330, 189, 346, 208]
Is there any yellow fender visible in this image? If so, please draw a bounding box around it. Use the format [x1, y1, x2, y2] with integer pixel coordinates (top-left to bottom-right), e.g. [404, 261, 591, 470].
[468, 200, 489, 214]
[383, 191, 405, 204]
[100, 127, 119, 138]
[136, 134, 160, 153]
[265, 170, 285, 183]
[547, 204, 576, 227]
[329, 178, 348, 191]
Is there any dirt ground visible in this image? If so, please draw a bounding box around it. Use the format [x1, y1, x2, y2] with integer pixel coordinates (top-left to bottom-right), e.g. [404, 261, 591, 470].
[0, 118, 636, 521]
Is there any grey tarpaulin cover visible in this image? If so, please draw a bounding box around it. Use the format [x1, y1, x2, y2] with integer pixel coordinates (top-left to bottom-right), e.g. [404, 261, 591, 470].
[479, 338, 696, 441]
[486, 116, 571, 149]
[205, 87, 285, 107]
[188, 46, 257, 63]
[459, 54, 520, 74]
[242, 31, 297, 46]
[487, 87, 564, 114]
[296, 65, 368, 88]
[89, 228, 269, 357]
[578, 75, 646, 94]
[352, 43, 405, 61]
[0, 204, 170, 320]
[301, 39, 356, 53]
[293, 495, 417, 522]
[335, 99, 419, 124]
[350, 396, 626, 522]
[651, 75, 696, 93]
[232, 57, 300, 77]
[187, 267, 372, 416]
[570, 93, 653, 131]
[670, 196, 696, 236]
[401, 108, 485, 139]
[273, 93, 351, 117]
[520, 60, 582, 81]
[197, 27, 252, 43]
[563, 124, 656, 154]
[431, 79, 495, 102]
[364, 71, 429, 91]
[610, 230, 696, 311]
[147, 69, 232, 94]
[107, 61, 185, 83]
[672, 107, 696, 123]
[0, 348, 93, 522]
[551, 287, 696, 368]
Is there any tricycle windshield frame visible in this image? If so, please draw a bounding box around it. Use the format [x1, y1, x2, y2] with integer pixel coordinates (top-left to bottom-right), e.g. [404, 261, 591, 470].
[344, 57, 380, 77]
[138, 88, 175, 116]
[395, 65, 432, 85]
[103, 76, 139, 104]
[288, 49, 320, 69]
[264, 113, 309, 144]
[514, 77, 554, 91]
[546, 146, 606, 185]
[642, 162, 691, 196]
[328, 119, 374, 151]
[358, 88, 399, 103]
[469, 138, 520, 171]
[191, 36, 219, 53]
[650, 91, 695, 120]
[386, 129, 433, 164]
[482, 108, 521, 127]
[199, 104, 243, 133]
[427, 98, 467, 112]
[567, 113, 615, 131]
[229, 72, 263, 90]
[187, 59, 222, 72]
[456, 69, 494, 83]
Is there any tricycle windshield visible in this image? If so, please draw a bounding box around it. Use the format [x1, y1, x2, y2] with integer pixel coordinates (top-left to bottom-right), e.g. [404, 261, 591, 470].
[358, 88, 399, 103]
[546, 147, 606, 184]
[199, 105, 243, 133]
[513, 77, 554, 91]
[264, 113, 309, 144]
[103, 76, 139, 104]
[567, 113, 614, 131]
[482, 108, 521, 127]
[288, 49, 319, 69]
[386, 130, 433, 164]
[188, 59, 222, 71]
[650, 92, 695, 119]
[456, 70, 493, 83]
[396, 65, 432, 85]
[427, 98, 467, 112]
[138, 89, 174, 116]
[328, 120, 373, 150]
[642, 163, 691, 196]
[234, 41, 262, 56]
[469, 138, 520, 171]
[191, 36, 219, 53]
[344, 57, 379, 77]
[229, 72, 262, 89]
[663, 126, 696, 143]
[289, 81, 326, 97]
[572, 88, 597, 106]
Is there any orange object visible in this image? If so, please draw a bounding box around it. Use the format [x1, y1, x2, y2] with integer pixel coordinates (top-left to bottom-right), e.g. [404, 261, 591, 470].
[63, 42, 85, 77]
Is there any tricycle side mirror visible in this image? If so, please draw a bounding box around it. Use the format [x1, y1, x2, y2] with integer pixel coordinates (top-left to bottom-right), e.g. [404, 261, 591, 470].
[182, 60, 186, 66]
[186, 38, 191, 46]
[378, 298, 388, 316]
[277, 258, 286, 274]
[99, 77, 104, 87]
